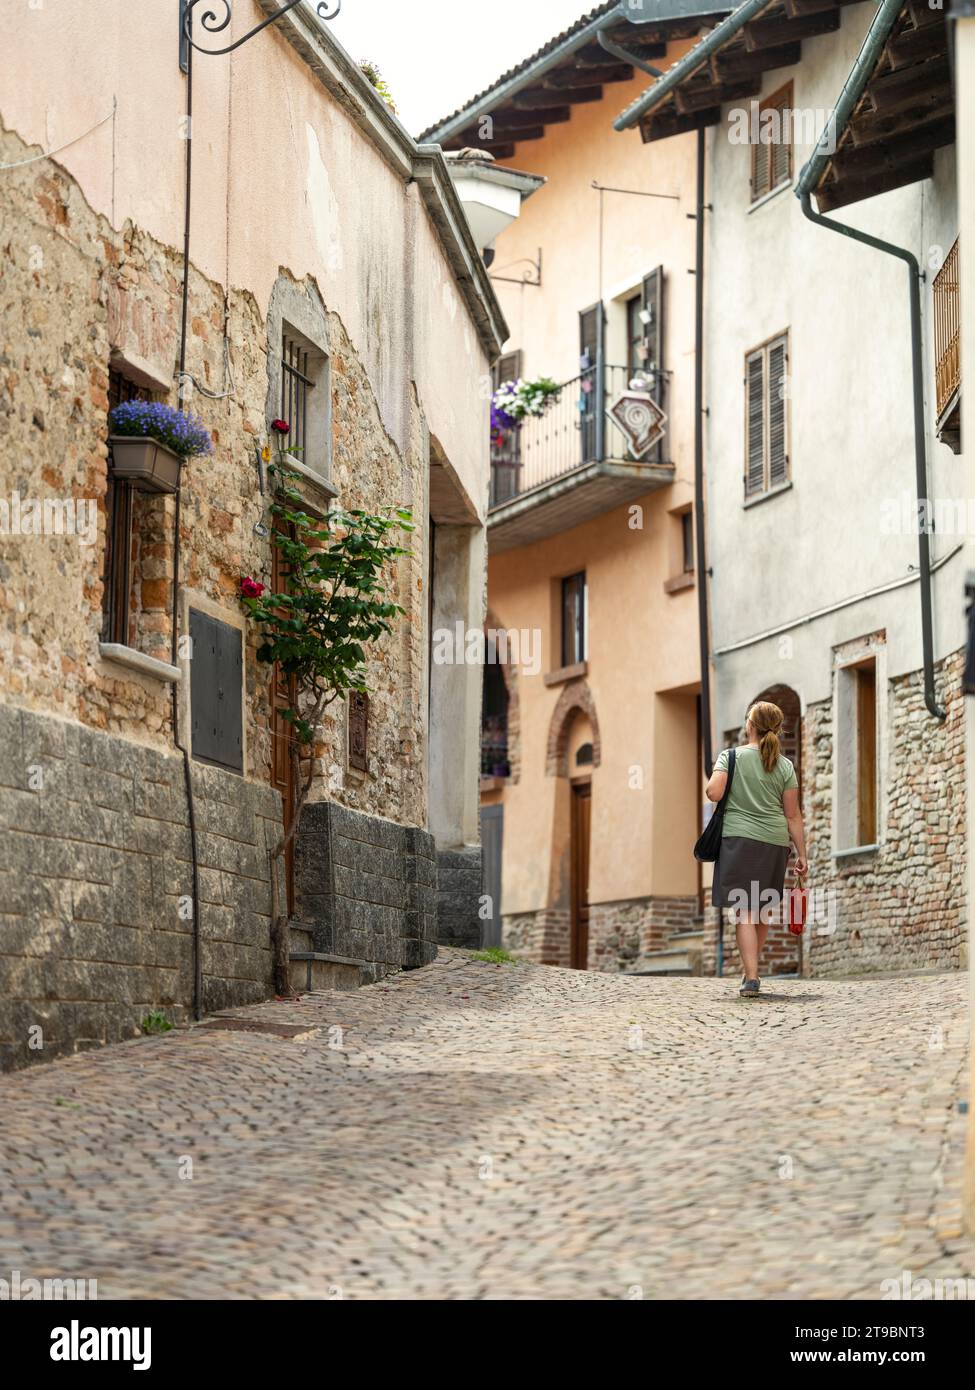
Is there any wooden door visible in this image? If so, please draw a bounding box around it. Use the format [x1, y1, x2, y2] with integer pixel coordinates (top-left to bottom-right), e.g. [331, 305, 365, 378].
[271, 529, 297, 916]
[570, 782, 591, 970]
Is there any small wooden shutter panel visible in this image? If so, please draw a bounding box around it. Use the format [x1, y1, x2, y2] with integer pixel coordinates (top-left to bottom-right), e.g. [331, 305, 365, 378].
[745, 350, 766, 497]
[642, 267, 665, 460]
[768, 336, 789, 487]
[190, 610, 244, 774]
[348, 691, 369, 772]
[492, 350, 522, 390]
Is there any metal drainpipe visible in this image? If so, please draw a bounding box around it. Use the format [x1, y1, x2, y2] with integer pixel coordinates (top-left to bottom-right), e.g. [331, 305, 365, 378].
[799, 191, 946, 722]
[173, 28, 205, 1021]
[690, 129, 721, 977]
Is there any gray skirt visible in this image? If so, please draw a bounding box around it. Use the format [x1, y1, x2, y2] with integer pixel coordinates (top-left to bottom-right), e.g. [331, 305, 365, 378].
[712, 835, 791, 910]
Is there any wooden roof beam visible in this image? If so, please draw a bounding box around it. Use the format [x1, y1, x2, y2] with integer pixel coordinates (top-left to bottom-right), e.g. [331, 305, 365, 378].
[817, 154, 934, 212]
[744, 10, 840, 50]
[713, 41, 802, 80]
[512, 84, 603, 109]
[784, 0, 858, 13]
[867, 58, 952, 115]
[489, 106, 571, 128]
[675, 77, 762, 114]
[831, 114, 955, 178]
[482, 125, 547, 144]
[907, 0, 945, 29]
[885, 18, 948, 69]
[546, 61, 632, 85]
[849, 95, 954, 147]
[640, 105, 722, 143]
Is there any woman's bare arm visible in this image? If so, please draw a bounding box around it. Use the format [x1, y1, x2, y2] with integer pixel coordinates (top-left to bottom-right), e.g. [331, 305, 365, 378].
[705, 768, 728, 803]
[782, 787, 808, 875]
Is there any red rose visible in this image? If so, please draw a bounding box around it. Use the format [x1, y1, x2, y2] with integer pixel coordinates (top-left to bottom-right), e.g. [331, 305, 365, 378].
[270, 418, 290, 435]
[240, 576, 266, 599]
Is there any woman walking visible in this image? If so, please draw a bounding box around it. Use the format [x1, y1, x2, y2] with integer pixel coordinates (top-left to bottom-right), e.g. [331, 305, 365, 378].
[705, 701, 807, 997]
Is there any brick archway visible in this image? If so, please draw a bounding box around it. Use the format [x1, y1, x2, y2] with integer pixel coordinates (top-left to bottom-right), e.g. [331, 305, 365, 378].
[749, 684, 802, 792]
[546, 679, 602, 778]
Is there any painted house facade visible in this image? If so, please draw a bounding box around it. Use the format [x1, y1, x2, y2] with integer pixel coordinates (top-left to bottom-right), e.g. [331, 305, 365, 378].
[0, 0, 505, 1067]
[423, 2, 736, 973]
[617, 0, 967, 977]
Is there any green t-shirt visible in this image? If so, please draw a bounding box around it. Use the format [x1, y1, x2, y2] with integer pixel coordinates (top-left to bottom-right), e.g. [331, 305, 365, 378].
[714, 745, 798, 847]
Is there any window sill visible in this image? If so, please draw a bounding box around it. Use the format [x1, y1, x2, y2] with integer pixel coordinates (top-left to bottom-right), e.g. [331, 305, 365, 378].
[480, 775, 508, 792]
[664, 571, 695, 594]
[749, 179, 793, 215]
[743, 480, 792, 510]
[834, 843, 880, 861]
[544, 660, 587, 688]
[279, 453, 337, 497]
[99, 643, 182, 684]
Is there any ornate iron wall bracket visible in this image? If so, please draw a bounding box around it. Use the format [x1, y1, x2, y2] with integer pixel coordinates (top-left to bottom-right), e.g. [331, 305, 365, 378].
[182, 0, 341, 61]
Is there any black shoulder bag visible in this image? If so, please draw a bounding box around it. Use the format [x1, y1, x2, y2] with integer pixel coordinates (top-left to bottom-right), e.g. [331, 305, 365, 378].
[694, 748, 736, 863]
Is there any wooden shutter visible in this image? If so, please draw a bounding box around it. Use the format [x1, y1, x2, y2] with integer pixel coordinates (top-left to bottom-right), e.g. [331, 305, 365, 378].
[190, 610, 244, 774]
[492, 350, 522, 390]
[579, 304, 604, 463]
[768, 335, 789, 487]
[348, 691, 369, 772]
[745, 349, 766, 497]
[642, 267, 665, 461]
[751, 83, 793, 203]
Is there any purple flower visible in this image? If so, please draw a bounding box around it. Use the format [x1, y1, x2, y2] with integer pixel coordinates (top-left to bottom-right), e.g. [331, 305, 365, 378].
[110, 401, 213, 460]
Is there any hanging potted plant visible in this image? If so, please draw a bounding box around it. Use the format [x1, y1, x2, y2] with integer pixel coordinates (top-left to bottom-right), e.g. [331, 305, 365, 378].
[491, 376, 561, 438]
[108, 400, 213, 493]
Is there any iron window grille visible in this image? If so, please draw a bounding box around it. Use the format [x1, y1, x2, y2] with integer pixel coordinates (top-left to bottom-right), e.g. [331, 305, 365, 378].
[103, 368, 154, 645]
[281, 332, 314, 463]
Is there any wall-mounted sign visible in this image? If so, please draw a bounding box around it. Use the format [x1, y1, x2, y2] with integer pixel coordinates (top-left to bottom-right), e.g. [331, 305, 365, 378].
[606, 378, 667, 460]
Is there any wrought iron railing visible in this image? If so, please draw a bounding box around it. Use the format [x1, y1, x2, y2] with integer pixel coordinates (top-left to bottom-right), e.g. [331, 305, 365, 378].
[480, 716, 510, 778]
[933, 237, 960, 421]
[490, 363, 657, 509]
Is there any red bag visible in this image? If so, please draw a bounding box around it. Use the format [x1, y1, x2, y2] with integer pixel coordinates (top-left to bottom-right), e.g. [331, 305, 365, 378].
[787, 873, 807, 936]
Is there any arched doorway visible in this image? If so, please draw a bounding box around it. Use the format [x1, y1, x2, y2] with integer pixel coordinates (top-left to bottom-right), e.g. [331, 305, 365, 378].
[545, 680, 601, 968]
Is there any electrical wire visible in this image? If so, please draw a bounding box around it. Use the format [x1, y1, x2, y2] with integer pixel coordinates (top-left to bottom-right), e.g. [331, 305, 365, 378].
[0, 99, 116, 170]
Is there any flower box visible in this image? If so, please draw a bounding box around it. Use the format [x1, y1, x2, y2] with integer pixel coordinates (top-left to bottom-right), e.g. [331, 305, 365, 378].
[108, 436, 183, 494]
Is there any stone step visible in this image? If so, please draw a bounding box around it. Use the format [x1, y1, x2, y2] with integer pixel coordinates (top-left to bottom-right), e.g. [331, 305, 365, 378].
[669, 928, 704, 946]
[289, 952, 363, 994]
[626, 948, 696, 977]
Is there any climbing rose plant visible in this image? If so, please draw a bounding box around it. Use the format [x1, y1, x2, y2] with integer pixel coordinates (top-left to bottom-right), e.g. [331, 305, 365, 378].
[240, 462, 413, 994]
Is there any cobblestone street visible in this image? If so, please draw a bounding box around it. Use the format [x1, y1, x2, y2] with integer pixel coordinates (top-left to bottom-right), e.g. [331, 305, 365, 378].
[1, 951, 973, 1301]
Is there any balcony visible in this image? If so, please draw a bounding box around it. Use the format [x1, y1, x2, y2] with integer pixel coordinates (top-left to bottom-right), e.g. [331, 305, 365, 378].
[933, 237, 961, 454]
[488, 364, 675, 552]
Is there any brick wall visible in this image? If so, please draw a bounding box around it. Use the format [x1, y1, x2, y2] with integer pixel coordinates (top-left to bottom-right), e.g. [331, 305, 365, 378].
[504, 895, 698, 972]
[0, 704, 280, 1070]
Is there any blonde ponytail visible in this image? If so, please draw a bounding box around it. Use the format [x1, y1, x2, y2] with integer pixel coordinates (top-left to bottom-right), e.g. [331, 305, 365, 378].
[748, 701, 785, 774]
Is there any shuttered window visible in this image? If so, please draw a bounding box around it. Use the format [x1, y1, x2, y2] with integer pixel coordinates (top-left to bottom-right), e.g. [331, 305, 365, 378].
[751, 83, 793, 205]
[189, 610, 244, 774]
[744, 332, 790, 499]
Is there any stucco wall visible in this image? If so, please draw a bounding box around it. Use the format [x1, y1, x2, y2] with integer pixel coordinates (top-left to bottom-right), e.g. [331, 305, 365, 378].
[705, 2, 966, 726]
[0, 0, 491, 515]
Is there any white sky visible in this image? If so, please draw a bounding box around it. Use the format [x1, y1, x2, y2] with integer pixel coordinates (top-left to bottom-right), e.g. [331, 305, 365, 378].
[326, 0, 595, 136]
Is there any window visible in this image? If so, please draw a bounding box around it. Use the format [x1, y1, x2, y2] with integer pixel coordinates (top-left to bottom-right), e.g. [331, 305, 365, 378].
[189, 609, 244, 774]
[561, 572, 587, 668]
[854, 661, 877, 846]
[681, 510, 694, 573]
[103, 368, 154, 645]
[834, 640, 884, 853]
[579, 304, 604, 463]
[626, 294, 644, 379]
[745, 332, 789, 499]
[278, 324, 330, 479]
[751, 82, 794, 204]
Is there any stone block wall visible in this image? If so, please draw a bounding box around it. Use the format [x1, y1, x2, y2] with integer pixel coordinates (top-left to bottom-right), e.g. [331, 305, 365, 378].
[0, 704, 281, 1071]
[804, 650, 967, 977]
[295, 802, 438, 978]
[436, 847, 483, 949]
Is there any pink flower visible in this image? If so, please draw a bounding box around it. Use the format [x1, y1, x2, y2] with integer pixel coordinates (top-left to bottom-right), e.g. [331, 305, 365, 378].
[240, 576, 266, 599]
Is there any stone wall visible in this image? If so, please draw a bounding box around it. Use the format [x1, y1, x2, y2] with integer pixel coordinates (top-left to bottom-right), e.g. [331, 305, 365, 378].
[804, 650, 967, 977]
[0, 704, 280, 1071]
[436, 847, 483, 949]
[295, 802, 438, 980]
[503, 895, 698, 972]
[0, 126, 427, 826]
